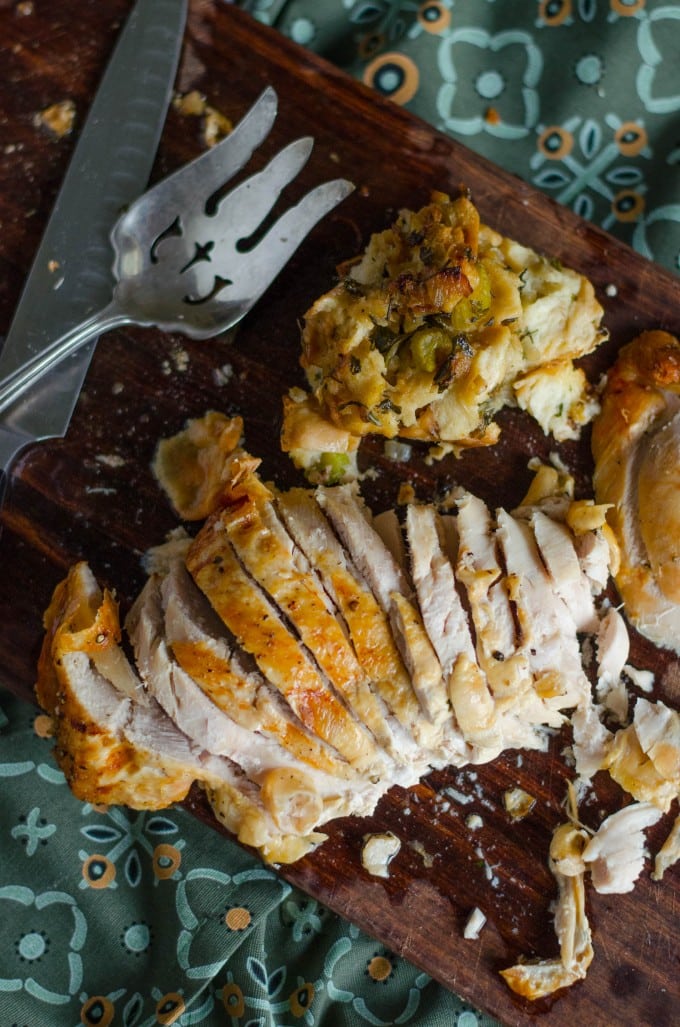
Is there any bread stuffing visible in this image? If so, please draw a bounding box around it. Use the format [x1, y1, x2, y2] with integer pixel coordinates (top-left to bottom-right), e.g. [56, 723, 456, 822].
[35, 411, 680, 999]
[281, 190, 607, 480]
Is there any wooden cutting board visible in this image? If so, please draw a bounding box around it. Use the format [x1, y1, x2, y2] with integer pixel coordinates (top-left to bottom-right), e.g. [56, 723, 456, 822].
[1, 3, 678, 1024]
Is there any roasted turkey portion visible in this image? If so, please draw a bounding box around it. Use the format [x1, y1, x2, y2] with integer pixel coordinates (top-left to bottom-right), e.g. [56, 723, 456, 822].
[592, 330, 680, 653]
[37, 412, 674, 869]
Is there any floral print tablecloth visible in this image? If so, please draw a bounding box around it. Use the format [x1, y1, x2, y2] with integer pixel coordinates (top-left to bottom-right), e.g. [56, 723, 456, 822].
[1, 1, 678, 1025]
[243, 0, 680, 274]
[0, 689, 497, 1026]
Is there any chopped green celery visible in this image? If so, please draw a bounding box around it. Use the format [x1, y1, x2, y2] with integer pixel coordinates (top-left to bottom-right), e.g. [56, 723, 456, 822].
[409, 327, 450, 372]
[315, 452, 350, 484]
[452, 263, 491, 330]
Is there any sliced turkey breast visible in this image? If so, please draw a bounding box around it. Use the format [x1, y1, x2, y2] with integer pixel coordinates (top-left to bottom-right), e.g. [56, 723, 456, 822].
[159, 554, 359, 780]
[495, 509, 590, 718]
[454, 489, 539, 744]
[404, 504, 483, 762]
[527, 510, 598, 633]
[36, 563, 268, 819]
[204, 459, 397, 773]
[454, 490, 517, 666]
[275, 487, 428, 767]
[405, 504, 476, 677]
[317, 483, 449, 736]
[186, 509, 383, 776]
[128, 567, 386, 827]
[592, 330, 680, 652]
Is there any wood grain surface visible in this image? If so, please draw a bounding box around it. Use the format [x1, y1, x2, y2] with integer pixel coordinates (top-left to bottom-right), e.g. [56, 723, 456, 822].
[1, 3, 679, 1024]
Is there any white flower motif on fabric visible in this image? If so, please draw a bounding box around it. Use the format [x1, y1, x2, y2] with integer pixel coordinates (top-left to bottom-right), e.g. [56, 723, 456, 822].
[0, 885, 86, 1004]
[636, 6, 680, 114]
[632, 202, 680, 267]
[436, 27, 542, 138]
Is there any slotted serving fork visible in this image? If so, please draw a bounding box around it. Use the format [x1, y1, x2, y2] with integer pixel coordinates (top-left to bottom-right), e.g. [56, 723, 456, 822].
[0, 86, 353, 416]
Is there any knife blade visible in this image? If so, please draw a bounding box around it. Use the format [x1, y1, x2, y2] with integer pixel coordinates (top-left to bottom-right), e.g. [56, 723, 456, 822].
[0, 0, 188, 501]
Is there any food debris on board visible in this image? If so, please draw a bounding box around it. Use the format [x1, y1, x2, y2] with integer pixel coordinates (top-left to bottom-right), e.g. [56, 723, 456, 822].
[172, 90, 233, 148]
[361, 831, 402, 878]
[31, 187, 680, 1005]
[35, 98, 76, 138]
[464, 906, 487, 940]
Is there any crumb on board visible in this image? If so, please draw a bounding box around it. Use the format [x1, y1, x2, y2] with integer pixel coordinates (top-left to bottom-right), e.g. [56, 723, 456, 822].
[173, 90, 233, 147]
[35, 99, 75, 138]
[463, 907, 487, 940]
[408, 838, 435, 868]
[361, 831, 401, 878]
[213, 363, 234, 386]
[503, 787, 536, 821]
[397, 482, 416, 505]
[95, 453, 126, 469]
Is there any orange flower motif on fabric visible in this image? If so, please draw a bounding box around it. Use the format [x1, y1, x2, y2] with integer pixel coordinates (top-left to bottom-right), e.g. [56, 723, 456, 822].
[289, 981, 315, 1016]
[225, 905, 252, 931]
[538, 0, 573, 26]
[615, 121, 649, 157]
[222, 981, 245, 1017]
[80, 996, 116, 1026]
[363, 52, 420, 105]
[418, 1, 451, 34]
[155, 992, 186, 1025]
[82, 854, 115, 889]
[153, 843, 182, 880]
[366, 949, 397, 984]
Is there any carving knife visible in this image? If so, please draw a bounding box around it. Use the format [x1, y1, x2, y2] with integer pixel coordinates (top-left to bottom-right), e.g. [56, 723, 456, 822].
[0, 0, 188, 502]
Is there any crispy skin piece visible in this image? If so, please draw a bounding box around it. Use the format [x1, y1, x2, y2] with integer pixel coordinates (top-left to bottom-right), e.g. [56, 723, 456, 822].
[36, 563, 201, 808]
[592, 330, 680, 651]
[153, 411, 244, 521]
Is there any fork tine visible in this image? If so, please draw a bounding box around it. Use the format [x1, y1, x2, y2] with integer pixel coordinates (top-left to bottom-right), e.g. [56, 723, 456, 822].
[213, 136, 315, 240]
[116, 86, 279, 237]
[242, 178, 355, 294]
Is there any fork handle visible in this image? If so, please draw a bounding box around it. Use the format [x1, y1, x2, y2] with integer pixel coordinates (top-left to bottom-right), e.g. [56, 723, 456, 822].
[0, 302, 128, 416]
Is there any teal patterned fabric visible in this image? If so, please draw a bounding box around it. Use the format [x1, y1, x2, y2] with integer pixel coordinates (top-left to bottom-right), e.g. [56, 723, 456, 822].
[241, 0, 680, 275]
[0, 689, 499, 1026]
[2, 2, 679, 1025]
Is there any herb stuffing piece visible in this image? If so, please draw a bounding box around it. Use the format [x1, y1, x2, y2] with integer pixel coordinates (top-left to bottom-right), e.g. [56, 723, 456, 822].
[282, 190, 607, 478]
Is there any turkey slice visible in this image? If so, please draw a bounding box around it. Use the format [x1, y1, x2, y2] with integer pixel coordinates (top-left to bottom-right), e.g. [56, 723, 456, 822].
[36, 562, 323, 863]
[186, 511, 382, 776]
[276, 487, 428, 770]
[317, 483, 448, 739]
[159, 553, 358, 781]
[130, 566, 386, 824]
[208, 459, 396, 774]
[495, 508, 591, 718]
